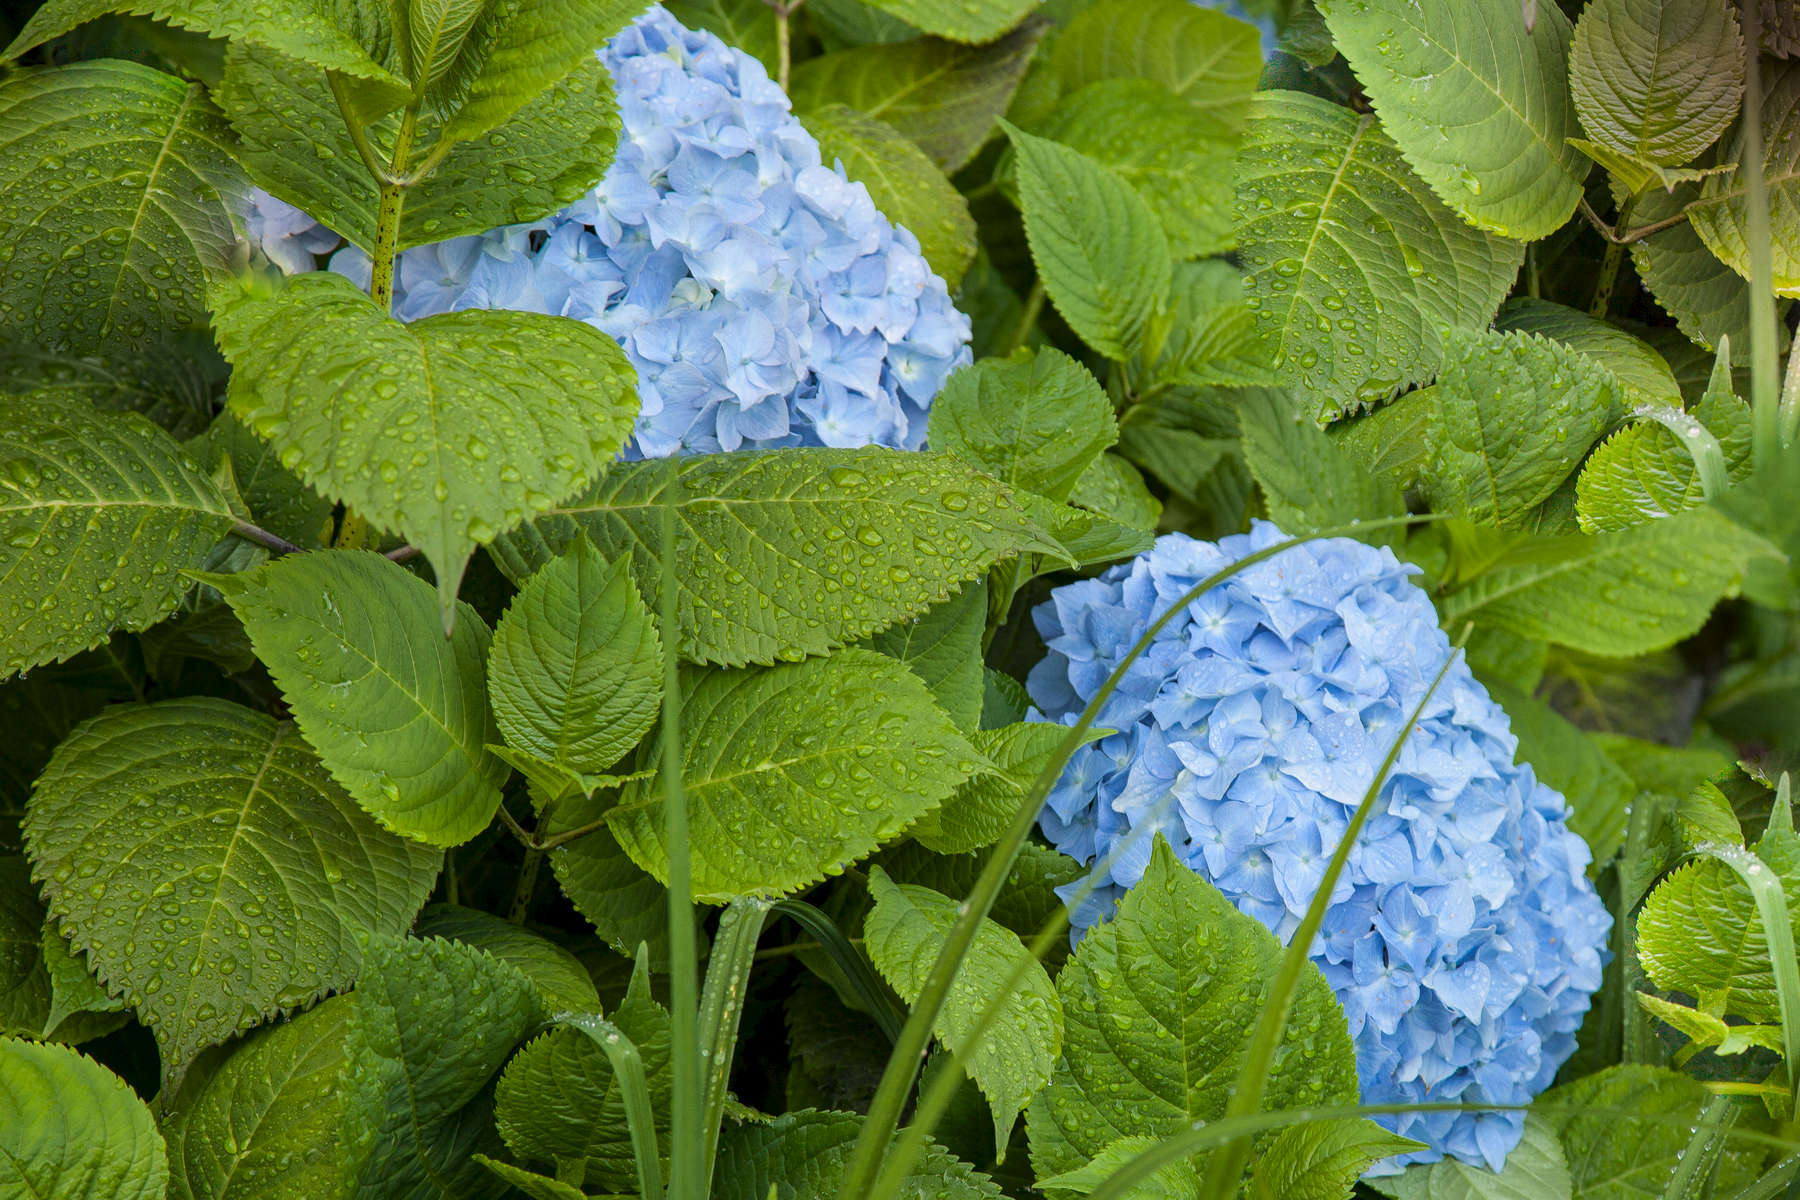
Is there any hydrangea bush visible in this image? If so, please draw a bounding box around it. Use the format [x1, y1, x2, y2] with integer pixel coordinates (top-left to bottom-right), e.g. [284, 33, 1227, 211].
[245, 6, 970, 458]
[1028, 525, 1612, 1169]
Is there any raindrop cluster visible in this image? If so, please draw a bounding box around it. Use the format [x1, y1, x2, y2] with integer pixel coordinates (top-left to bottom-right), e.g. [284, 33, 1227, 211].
[1026, 523, 1612, 1172]
[242, 5, 971, 458]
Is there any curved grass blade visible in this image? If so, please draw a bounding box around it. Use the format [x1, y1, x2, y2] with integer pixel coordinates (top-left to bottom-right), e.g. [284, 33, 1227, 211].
[698, 896, 773, 1195]
[774, 899, 906, 1043]
[556, 1011, 664, 1200]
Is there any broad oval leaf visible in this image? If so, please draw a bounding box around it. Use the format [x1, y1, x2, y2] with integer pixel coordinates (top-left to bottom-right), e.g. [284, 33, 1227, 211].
[851, 0, 1033, 45]
[1494, 297, 1681, 409]
[865, 868, 1061, 1150]
[0, 395, 235, 682]
[414, 904, 599, 1013]
[1319, 0, 1586, 239]
[1249, 1119, 1421, 1199]
[164, 996, 376, 1200]
[1569, 0, 1744, 167]
[210, 270, 639, 614]
[488, 534, 662, 776]
[0, 61, 246, 360]
[219, 550, 508, 846]
[927, 348, 1115, 504]
[906, 722, 1105, 854]
[1051, 0, 1263, 130]
[488, 447, 1059, 668]
[859, 580, 987, 733]
[547, 792, 686, 965]
[1626, 168, 1759, 354]
[1004, 121, 1170, 362]
[1691, 58, 1800, 296]
[1576, 387, 1752, 532]
[1026, 840, 1359, 1185]
[608, 649, 982, 900]
[1535, 1065, 1759, 1197]
[1235, 90, 1523, 420]
[0, 1037, 167, 1200]
[712, 1110, 1003, 1200]
[24, 698, 442, 1092]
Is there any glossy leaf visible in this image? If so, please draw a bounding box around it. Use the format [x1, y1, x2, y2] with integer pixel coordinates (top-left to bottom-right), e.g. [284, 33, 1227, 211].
[1569, 0, 1744, 166]
[1052, 0, 1263, 130]
[928, 348, 1115, 504]
[1691, 58, 1800, 296]
[858, 580, 986, 732]
[0, 1037, 167, 1200]
[712, 1109, 1003, 1200]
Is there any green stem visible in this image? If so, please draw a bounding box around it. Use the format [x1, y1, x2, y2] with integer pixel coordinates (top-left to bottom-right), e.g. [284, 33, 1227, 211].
[1661, 1095, 1734, 1200]
[231, 517, 303, 557]
[776, 3, 793, 92]
[508, 848, 543, 924]
[1004, 279, 1046, 357]
[838, 514, 1427, 1200]
[368, 107, 419, 316]
[698, 898, 774, 1195]
[326, 71, 391, 184]
[1590, 194, 1635, 318]
[660, 451, 701, 1200]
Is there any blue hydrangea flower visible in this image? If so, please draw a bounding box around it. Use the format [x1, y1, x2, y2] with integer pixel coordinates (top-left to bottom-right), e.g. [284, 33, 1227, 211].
[1027, 523, 1612, 1173]
[241, 4, 970, 458]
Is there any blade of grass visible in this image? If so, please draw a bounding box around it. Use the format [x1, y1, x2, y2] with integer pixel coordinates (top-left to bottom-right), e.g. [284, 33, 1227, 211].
[1742, 2, 1783, 471]
[661, 450, 699, 1200]
[774, 899, 906, 1043]
[558, 1012, 665, 1200]
[1661, 1094, 1735, 1200]
[838, 514, 1427, 1200]
[697, 896, 773, 1196]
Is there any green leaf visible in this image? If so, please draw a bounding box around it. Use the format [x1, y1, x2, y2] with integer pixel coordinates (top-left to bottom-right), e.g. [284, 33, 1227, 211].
[1071, 453, 1161, 534]
[0, 399, 233, 682]
[39, 924, 129, 1045]
[928, 348, 1116, 504]
[435, 0, 639, 143]
[546, 791, 687, 965]
[1038, 1135, 1198, 1198]
[404, 0, 488, 93]
[1249, 1119, 1421, 1200]
[712, 1109, 1003, 1199]
[0, 857, 50, 1038]
[163, 995, 376, 1200]
[1236, 388, 1403, 545]
[1374, 1114, 1571, 1200]
[191, 411, 332, 551]
[1488, 682, 1635, 868]
[24, 698, 441, 1091]
[488, 447, 1059, 669]
[1051, 0, 1262, 130]
[471, 1158, 585, 1200]
[1421, 328, 1624, 529]
[220, 550, 508, 846]
[1493, 298, 1682, 410]
[1026, 839, 1359, 1184]
[1691, 58, 1800, 296]
[789, 24, 1044, 173]
[1318, 0, 1585, 239]
[494, 955, 671, 1193]
[488, 534, 662, 777]
[211, 270, 639, 613]
[874, 840, 1082, 954]
[1567, 138, 1735, 198]
[1575, 386, 1753, 533]
[1330, 388, 1442, 494]
[664, 0, 779, 75]
[1535, 1065, 1757, 1198]
[1625, 167, 1759, 356]
[608, 650, 980, 900]
[1569, 0, 1744, 167]
[1144, 261, 1270, 389]
[859, 580, 986, 733]
[850, 0, 1032, 44]
[906, 722, 1105, 855]
[800, 104, 975, 289]
[6, 0, 402, 88]
[1634, 991, 1782, 1056]
[0, 1037, 168, 1200]
[1438, 505, 1766, 656]
[0, 344, 218, 440]
[1040, 78, 1243, 260]
[0, 61, 246, 361]
[1235, 90, 1523, 421]
[1004, 121, 1170, 361]
[346, 934, 544, 1200]
[413, 904, 599, 1013]
[1637, 813, 1800, 1024]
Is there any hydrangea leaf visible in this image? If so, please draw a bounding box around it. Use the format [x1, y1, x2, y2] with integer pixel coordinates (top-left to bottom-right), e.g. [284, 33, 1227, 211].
[1318, 0, 1586, 239]
[784, 974, 891, 1114]
[1438, 505, 1768, 656]
[1494, 298, 1682, 410]
[0, 398, 234, 682]
[1071, 453, 1162, 534]
[876, 841, 1083, 954]
[0, 61, 246, 361]
[163, 995, 377, 1200]
[1026, 840, 1359, 1184]
[1144, 261, 1271, 389]
[1633, 991, 1782, 1057]
[1235, 90, 1523, 421]
[472, 1157, 586, 1200]
[1691, 59, 1800, 295]
[1037, 1135, 1198, 1198]
[711, 1109, 1004, 1200]
[851, 0, 1032, 45]
[1576, 388, 1753, 533]
[218, 550, 508, 846]
[608, 650, 982, 900]
[789, 24, 1044, 173]
[413, 904, 599, 1013]
[1004, 121, 1170, 362]
[4, 0, 402, 88]
[1535, 1065, 1758, 1197]
[865, 868, 1060, 1150]
[1051, 0, 1263, 131]
[1488, 682, 1635, 869]
[907, 722, 1107, 854]
[1372, 1114, 1571, 1199]
[488, 534, 662, 777]
[1236, 388, 1404, 546]
[1625, 172, 1758, 358]
[432, 0, 640, 143]
[1041, 78, 1244, 260]
[801, 104, 976, 290]
[24, 698, 442, 1092]
[191, 412, 333, 551]
[494, 956, 671, 1192]
[858, 580, 986, 732]
[1421, 328, 1624, 530]
[488, 447, 1060, 669]
[0, 1037, 168, 1200]
[39, 924, 129, 1045]
[1569, 0, 1744, 167]
[546, 790, 689, 966]
[0, 857, 50, 1037]
[344, 934, 545, 1200]
[1019, 492, 1153, 571]
[210, 270, 639, 615]
[1248, 1119, 1422, 1200]
[928, 348, 1116, 505]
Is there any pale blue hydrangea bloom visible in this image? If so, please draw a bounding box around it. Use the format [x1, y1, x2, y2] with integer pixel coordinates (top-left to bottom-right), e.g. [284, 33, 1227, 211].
[1027, 524, 1612, 1173]
[241, 4, 970, 458]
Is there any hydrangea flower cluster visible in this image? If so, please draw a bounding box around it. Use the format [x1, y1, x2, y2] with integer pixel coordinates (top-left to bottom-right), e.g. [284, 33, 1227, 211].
[1027, 524, 1611, 1172]
[242, 4, 970, 458]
